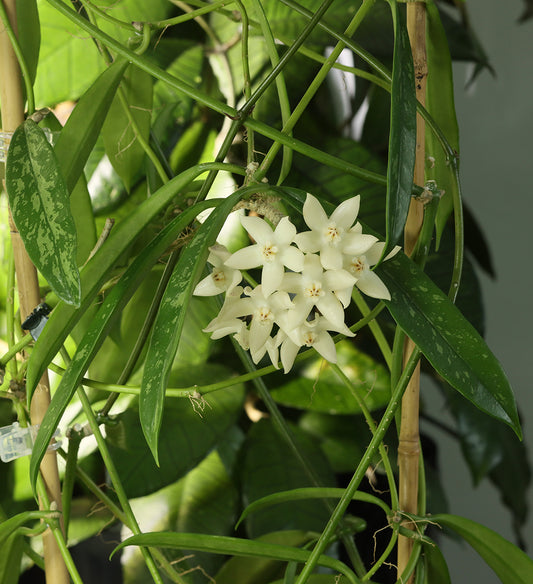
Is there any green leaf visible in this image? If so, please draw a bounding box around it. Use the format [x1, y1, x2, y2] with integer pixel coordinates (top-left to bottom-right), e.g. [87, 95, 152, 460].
[422, 539, 451, 584]
[29, 200, 217, 491]
[214, 531, 318, 584]
[5, 119, 80, 305]
[112, 531, 358, 584]
[270, 341, 390, 414]
[384, 0, 416, 258]
[377, 252, 521, 436]
[102, 64, 153, 191]
[54, 58, 129, 194]
[241, 419, 335, 538]
[0, 532, 23, 584]
[140, 189, 244, 464]
[25, 162, 242, 400]
[106, 367, 244, 498]
[425, 1, 460, 246]
[16, 0, 40, 87]
[432, 514, 533, 584]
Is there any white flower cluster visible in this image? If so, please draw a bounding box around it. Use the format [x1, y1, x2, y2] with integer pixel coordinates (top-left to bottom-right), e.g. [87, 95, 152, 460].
[194, 193, 397, 373]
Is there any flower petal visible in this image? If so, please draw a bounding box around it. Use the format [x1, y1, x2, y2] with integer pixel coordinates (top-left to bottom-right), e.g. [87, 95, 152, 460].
[280, 338, 300, 373]
[343, 233, 378, 255]
[313, 331, 337, 363]
[280, 245, 305, 272]
[261, 261, 284, 296]
[225, 245, 262, 269]
[316, 294, 346, 328]
[274, 216, 297, 245]
[294, 231, 320, 253]
[240, 215, 275, 243]
[324, 269, 356, 292]
[193, 274, 225, 296]
[330, 195, 360, 229]
[319, 245, 343, 270]
[356, 270, 391, 300]
[303, 193, 328, 231]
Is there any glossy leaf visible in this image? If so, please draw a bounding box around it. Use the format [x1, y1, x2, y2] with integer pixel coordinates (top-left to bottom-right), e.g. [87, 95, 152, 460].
[54, 58, 128, 194]
[425, 1, 461, 246]
[112, 531, 358, 584]
[29, 200, 218, 491]
[5, 119, 80, 305]
[25, 162, 242, 400]
[377, 252, 521, 436]
[241, 419, 335, 538]
[432, 514, 533, 584]
[140, 189, 244, 464]
[270, 341, 390, 414]
[383, 0, 416, 259]
[102, 64, 153, 191]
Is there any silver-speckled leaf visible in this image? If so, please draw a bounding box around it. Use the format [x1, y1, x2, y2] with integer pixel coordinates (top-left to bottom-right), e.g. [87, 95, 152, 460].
[6, 119, 81, 306]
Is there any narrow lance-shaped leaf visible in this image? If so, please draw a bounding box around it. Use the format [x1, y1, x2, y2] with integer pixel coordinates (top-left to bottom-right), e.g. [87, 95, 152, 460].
[383, 0, 416, 259]
[54, 58, 128, 194]
[112, 532, 358, 584]
[140, 189, 244, 464]
[425, 0, 460, 247]
[432, 514, 533, 584]
[25, 162, 244, 401]
[28, 200, 219, 493]
[6, 119, 81, 306]
[377, 253, 521, 437]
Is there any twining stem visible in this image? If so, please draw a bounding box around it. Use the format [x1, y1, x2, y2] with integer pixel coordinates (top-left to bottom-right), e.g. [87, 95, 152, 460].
[397, 3, 427, 582]
[0, 2, 69, 582]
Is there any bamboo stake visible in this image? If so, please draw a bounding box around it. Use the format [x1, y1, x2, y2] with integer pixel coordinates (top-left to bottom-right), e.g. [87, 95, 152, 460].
[0, 2, 69, 583]
[397, 2, 427, 581]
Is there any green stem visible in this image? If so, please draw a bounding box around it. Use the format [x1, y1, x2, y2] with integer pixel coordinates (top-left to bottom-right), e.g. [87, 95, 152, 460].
[44, 0, 392, 192]
[153, 0, 233, 28]
[5, 244, 18, 378]
[35, 476, 84, 584]
[255, 0, 376, 180]
[61, 429, 82, 540]
[363, 526, 399, 581]
[351, 290, 392, 369]
[0, 333, 32, 367]
[331, 364, 399, 512]
[294, 346, 421, 584]
[47, 304, 386, 398]
[76, 385, 165, 584]
[77, 0, 136, 32]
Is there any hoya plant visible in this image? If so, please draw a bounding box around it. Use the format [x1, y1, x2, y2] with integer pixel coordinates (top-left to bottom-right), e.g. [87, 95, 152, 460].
[0, 0, 531, 583]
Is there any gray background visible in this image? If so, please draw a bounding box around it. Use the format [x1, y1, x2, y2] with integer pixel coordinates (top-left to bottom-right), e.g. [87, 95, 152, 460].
[427, 0, 533, 581]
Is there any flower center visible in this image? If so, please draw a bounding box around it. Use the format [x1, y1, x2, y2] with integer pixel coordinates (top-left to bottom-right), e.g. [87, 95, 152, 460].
[302, 331, 317, 346]
[212, 268, 226, 284]
[256, 306, 274, 323]
[349, 256, 366, 276]
[261, 243, 278, 262]
[324, 222, 342, 245]
[304, 282, 324, 298]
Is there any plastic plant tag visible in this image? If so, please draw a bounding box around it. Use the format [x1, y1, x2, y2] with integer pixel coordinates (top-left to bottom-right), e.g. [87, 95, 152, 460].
[0, 422, 61, 463]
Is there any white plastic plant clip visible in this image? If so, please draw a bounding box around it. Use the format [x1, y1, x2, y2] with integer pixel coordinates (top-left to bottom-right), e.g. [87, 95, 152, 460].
[0, 422, 62, 463]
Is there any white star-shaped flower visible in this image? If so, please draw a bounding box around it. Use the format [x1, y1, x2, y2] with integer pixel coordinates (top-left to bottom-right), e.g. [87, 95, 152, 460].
[203, 287, 252, 340]
[281, 254, 355, 329]
[343, 242, 400, 300]
[193, 244, 243, 296]
[276, 313, 354, 373]
[224, 216, 304, 296]
[294, 194, 378, 270]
